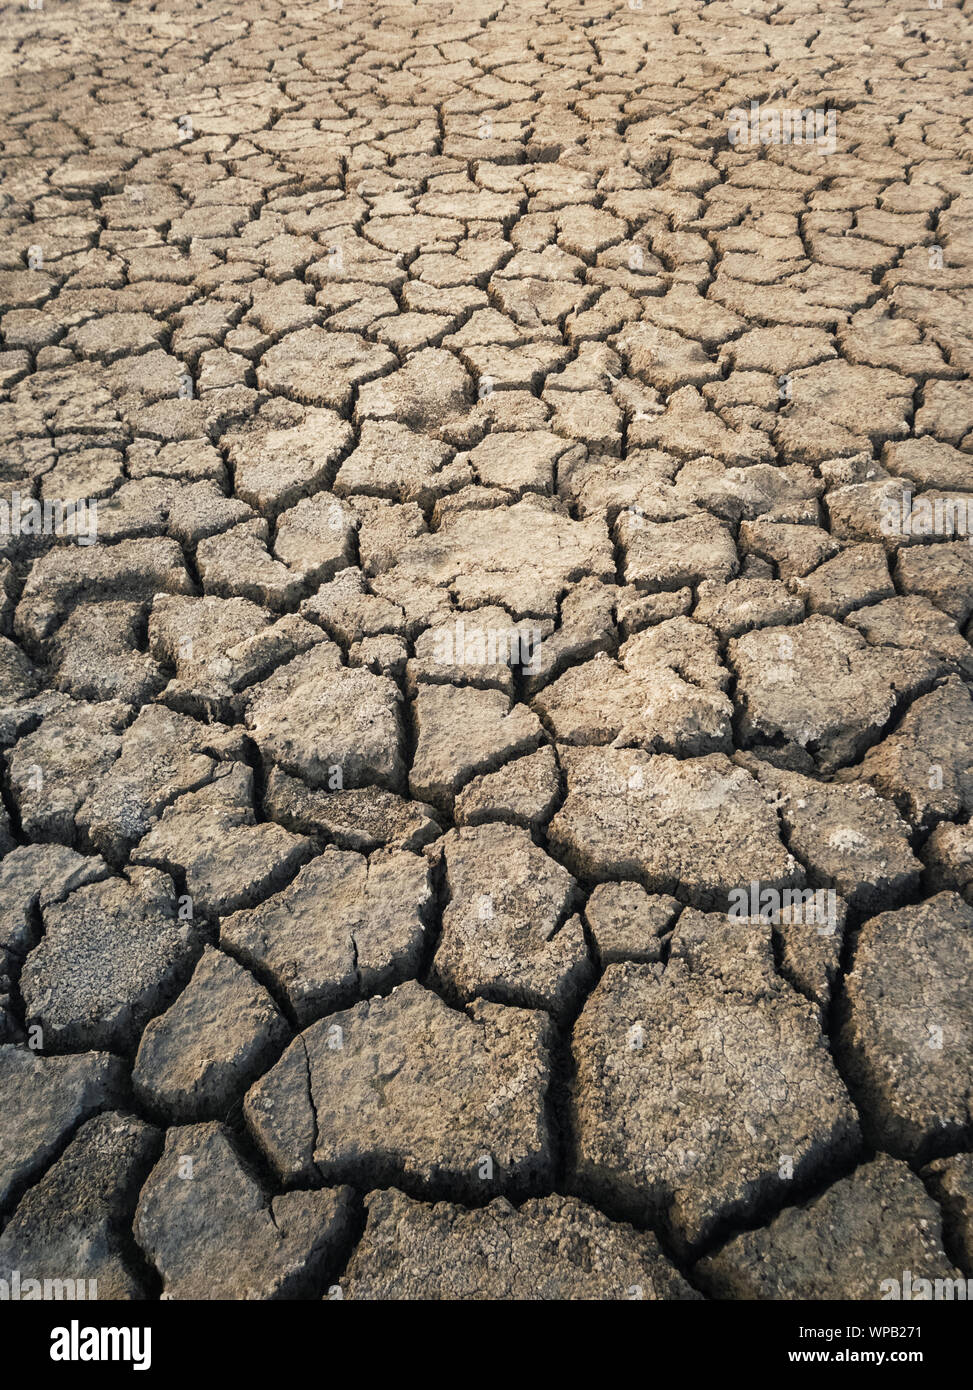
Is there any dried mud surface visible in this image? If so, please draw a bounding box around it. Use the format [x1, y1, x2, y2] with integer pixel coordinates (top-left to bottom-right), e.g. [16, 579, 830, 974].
[0, 0, 971, 1301]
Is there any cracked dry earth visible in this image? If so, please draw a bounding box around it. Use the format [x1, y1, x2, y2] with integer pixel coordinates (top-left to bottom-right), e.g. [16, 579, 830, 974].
[0, 0, 972, 1307]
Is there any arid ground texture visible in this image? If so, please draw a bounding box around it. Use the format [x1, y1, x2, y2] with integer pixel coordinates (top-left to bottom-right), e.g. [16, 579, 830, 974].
[0, 0, 972, 1301]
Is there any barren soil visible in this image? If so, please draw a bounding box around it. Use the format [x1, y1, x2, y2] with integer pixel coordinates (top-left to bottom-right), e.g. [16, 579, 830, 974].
[0, 0, 972, 1301]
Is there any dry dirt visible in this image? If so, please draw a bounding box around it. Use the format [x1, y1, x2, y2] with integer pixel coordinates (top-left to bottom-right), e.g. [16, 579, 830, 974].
[0, 0, 972, 1301]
